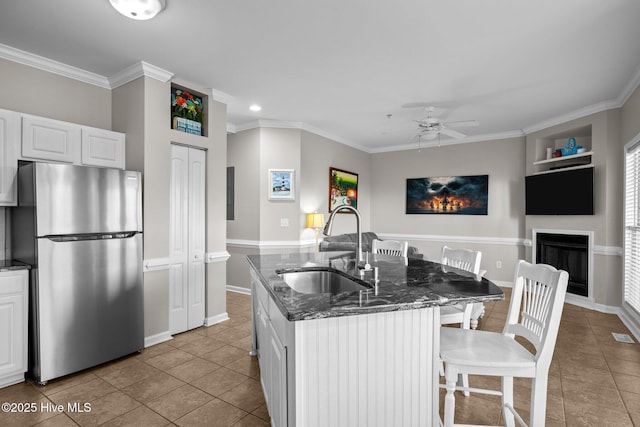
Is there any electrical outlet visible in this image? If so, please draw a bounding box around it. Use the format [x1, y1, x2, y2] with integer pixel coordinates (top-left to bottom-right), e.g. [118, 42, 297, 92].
[280, 218, 289, 227]
[496, 260, 502, 269]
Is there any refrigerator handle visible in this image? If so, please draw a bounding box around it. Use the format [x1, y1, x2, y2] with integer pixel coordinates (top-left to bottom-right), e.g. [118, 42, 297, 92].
[46, 232, 140, 242]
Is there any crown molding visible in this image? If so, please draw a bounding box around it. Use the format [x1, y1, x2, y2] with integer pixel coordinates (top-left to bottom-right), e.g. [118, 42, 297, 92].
[617, 65, 640, 107]
[369, 130, 526, 154]
[231, 119, 371, 152]
[209, 88, 235, 105]
[109, 61, 173, 89]
[522, 100, 620, 135]
[0, 43, 111, 89]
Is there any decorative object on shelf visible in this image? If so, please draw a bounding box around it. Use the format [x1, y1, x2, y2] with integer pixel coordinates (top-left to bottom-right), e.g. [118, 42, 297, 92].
[560, 137, 578, 156]
[171, 88, 203, 136]
[268, 169, 295, 200]
[406, 175, 489, 215]
[329, 167, 358, 212]
[306, 212, 326, 252]
[109, 0, 165, 20]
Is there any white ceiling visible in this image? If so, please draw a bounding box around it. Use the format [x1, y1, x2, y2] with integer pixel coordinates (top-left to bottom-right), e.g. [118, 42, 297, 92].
[1, 1, 640, 152]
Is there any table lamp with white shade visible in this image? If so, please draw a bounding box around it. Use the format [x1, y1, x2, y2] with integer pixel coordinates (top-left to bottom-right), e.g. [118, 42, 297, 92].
[306, 212, 325, 252]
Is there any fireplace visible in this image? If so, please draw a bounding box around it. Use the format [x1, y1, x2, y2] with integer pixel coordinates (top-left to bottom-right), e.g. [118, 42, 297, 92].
[534, 232, 589, 297]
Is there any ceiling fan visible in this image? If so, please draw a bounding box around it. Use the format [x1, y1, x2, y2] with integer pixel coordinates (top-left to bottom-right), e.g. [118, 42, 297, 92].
[410, 106, 479, 142]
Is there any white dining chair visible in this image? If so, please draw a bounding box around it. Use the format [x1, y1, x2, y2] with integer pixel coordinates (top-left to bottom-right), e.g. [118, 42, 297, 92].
[439, 245, 482, 396]
[371, 239, 408, 257]
[440, 260, 569, 427]
[440, 246, 483, 329]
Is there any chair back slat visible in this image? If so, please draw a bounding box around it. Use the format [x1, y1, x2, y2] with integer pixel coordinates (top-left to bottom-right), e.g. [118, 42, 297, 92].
[372, 239, 408, 257]
[504, 260, 568, 365]
[441, 246, 482, 275]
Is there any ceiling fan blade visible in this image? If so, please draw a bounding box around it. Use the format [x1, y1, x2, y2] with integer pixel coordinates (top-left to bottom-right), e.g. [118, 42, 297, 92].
[402, 102, 434, 109]
[439, 128, 467, 139]
[443, 119, 479, 128]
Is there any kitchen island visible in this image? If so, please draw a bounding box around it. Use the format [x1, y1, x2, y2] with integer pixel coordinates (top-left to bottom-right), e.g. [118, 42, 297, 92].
[248, 252, 503, 427]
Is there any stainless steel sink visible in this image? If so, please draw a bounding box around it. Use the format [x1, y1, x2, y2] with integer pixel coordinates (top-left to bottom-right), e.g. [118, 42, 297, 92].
[278, 270, 369, 294]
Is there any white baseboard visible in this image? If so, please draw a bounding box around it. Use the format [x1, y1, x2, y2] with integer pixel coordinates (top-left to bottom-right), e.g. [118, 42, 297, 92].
[227, 285, 252, 295]
[144, 330, 173, 348]
[204, 312, 230, 327]
[0, 373, 25, 389]
[491, 280, 513, 288]
[619, 307, 640, 343]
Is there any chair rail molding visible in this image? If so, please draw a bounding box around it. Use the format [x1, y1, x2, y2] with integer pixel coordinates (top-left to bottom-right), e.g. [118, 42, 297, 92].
[143, 257, 171, 272]
[206, 251, 230, 263]
[226, 238, 317, 249]
[378, 233, 526, 247]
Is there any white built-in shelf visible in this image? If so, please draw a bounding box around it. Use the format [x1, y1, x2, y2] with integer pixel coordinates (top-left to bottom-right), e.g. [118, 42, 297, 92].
[533, 151, 593, 165]
[532, 163, 594, 176]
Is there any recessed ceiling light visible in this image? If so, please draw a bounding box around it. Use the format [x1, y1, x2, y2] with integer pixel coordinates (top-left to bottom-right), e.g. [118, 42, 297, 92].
[249, 105, 262, 112]
[109, 0, 166, 21]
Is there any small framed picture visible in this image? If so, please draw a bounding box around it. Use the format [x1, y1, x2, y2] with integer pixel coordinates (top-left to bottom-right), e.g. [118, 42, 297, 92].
[268, 169, 295, 200]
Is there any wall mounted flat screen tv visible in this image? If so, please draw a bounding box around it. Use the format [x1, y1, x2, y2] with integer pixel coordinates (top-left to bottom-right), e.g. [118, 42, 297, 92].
[525, 167, 594, 215]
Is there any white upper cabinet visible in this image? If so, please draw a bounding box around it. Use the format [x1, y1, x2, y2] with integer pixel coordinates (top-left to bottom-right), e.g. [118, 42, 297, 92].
[81, 127, 125, 168]
[21, 114, 80, 163]
[0, 109, 20, 206]
[18, 114, 125, 169]
[0, 111, 126, 207]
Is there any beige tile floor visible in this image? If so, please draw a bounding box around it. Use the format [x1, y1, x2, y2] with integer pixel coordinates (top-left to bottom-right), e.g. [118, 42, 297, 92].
[0, 288, 639, 426]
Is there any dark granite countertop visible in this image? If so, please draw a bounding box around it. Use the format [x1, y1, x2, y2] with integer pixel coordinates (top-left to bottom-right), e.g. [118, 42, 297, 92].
[0, 259, 31, 272]
[247, 252, 504, 321]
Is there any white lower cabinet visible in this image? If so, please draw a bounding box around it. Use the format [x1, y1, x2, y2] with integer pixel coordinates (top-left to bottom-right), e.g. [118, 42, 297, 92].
[0, 270, 28, 388]
[253, 273, 289, 427]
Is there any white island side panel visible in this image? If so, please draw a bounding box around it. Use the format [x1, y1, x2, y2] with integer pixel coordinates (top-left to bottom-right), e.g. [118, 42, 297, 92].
[294, 307, 439, 427]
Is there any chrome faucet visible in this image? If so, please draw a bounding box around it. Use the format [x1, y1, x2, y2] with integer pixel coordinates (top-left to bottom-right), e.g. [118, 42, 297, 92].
[323, 204, 364, 265]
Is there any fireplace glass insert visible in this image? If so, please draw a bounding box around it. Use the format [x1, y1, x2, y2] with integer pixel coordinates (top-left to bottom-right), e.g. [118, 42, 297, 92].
[536, 233, 588, 297]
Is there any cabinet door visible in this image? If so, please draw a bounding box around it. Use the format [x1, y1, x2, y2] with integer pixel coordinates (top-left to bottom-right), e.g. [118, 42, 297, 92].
[0, 271, 28, 381]
[268, 320, 287, 427]
[0, 109, 20, 206]
[256, 299, 271, 405]
[21, 115, 80, 163]
[81, 127, 125, 169]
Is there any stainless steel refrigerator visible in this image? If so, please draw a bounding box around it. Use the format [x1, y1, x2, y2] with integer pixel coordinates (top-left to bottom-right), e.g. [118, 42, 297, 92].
[12, 162, 143, 384]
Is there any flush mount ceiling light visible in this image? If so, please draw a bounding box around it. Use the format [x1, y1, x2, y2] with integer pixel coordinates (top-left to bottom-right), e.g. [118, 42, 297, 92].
[109, 0, 166, 20]
[249, 104, 262, 112]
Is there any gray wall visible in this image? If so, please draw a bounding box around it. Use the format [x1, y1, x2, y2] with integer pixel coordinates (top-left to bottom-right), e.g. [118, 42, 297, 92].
[371, 137, 526, 282]
[0, 58, 111, 129]
[300, 130, 372, 236]
[226, 127, 372, 290]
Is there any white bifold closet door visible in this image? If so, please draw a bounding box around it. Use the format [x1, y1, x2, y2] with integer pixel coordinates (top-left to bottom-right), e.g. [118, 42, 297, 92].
[170, 144, 206, 334]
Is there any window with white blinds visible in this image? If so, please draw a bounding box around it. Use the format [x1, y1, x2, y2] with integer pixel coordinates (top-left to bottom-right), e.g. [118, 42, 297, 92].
[625, 138, 640, 315]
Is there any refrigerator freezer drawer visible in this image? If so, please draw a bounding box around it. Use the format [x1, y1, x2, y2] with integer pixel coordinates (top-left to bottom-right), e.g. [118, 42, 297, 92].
[32, 234, 143, 383]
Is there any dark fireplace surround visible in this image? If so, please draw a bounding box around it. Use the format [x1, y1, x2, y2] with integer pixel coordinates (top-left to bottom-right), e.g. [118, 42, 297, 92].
[535, 232, 589, 297]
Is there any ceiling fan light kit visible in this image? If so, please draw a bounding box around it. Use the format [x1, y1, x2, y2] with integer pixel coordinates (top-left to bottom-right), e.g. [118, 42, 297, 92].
[408, 105, 479, 147]
[109, 0, 166, 20]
